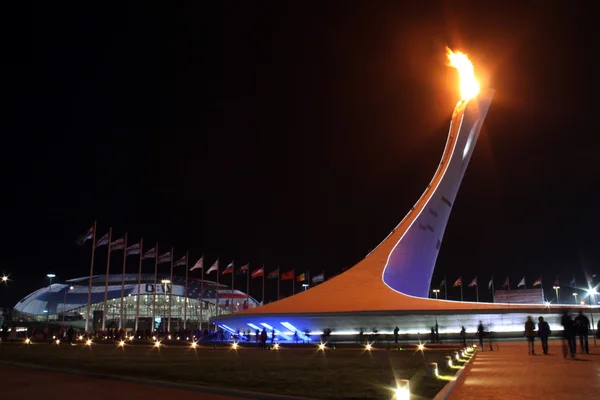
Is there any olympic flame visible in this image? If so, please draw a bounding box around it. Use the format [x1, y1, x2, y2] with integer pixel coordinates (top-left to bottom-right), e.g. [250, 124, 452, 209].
[446, 48, 480, 101]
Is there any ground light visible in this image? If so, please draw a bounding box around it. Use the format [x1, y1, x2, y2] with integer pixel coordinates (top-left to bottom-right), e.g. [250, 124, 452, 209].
[55, 339, 60, 345]
[365, 343, 372, 351]
[86, 339, 92, 346]
[393, 379, 410, 400]
[191, 341, 197, 349]
[318, 343, 326, 350]
[154, 341, 161, 348]
[232, 342, 238, 350]
[417, 343, 425, 351]
[273, 343, 279, 350]
[78, 335, 83, 341]
[24, 338, 30, 344]
[118, 340, 125, 347]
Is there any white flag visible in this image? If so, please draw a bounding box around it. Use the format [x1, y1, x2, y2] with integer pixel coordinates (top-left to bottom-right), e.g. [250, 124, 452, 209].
[517, 277, 525, 287]
[190, 256, 203, 271]
[207, 259, 219, 274]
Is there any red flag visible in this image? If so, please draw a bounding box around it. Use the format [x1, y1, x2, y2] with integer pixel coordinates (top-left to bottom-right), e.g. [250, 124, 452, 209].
[251, 267, 264, 279]
[502, 277, 510, 288]
[296, 273, 306, 282]
[453, 278, 462, 287]
[533, 278, 542, 287]
[281, 270, 294, 281]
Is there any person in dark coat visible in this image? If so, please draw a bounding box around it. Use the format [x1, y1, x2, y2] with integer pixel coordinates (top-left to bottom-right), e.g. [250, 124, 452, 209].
[460, 326, 467, 347]
[560, 310, 576, 358]
[537, 317, 550, 355]
[525, 316, 536, 355]
[477, 321, 485, 351]
[393, 327, 399, 344]
[260, 328, 268, 349]
[573, 310, 590, 354]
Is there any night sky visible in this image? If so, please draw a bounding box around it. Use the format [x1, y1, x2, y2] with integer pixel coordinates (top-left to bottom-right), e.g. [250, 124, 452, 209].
[1, 2, 599, 307]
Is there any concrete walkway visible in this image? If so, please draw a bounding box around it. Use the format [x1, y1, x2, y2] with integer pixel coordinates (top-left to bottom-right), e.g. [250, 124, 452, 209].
[447, 340, 600, 400]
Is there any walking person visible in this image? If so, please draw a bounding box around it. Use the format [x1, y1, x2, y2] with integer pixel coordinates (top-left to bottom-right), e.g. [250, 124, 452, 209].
[574, 310, 590, 354]
[393, 326, 399, 344]
[460, 326, 467, 347]
[260, 328, 268, 350]
[561, 310, 576, 358]
[477, 321, 485, 351]
[537, 317, 550, 355]
[525, 316, 536, 355]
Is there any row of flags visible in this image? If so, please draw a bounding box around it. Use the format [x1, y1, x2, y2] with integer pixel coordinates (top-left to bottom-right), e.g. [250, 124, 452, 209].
[79, 226, 327, 283]
[444, 275, 580, 290]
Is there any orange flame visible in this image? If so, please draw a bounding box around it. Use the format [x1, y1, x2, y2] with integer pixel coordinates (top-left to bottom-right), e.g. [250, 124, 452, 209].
[446, 48, 480, 101]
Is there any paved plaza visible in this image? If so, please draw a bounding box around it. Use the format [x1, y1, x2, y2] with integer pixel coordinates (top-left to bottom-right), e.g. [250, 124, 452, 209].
[448, 340, 600, 399]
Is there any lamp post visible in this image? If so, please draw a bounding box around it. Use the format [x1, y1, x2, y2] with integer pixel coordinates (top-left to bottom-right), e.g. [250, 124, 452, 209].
[573, 292, 578, 304]
[62, 286, 74, 327]
[588, 288, 597, 346]
[161, 279, 170, 332]
[432, 289, 440, 299]
[302, 283, 309, 291]
[1, 275, 8, 284]
[46, 274, 56, 330]
[553, 285, 560, 304]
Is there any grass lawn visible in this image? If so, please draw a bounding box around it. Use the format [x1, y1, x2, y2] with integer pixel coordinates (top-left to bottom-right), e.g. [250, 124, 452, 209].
[0, 341, 466, 399]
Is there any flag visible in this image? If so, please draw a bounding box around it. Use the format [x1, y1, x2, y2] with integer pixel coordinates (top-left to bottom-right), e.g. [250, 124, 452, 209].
[440, 279, 446, 287]
[222, 262, 234, 275]
[110, 238, 125, 251]
[190, 257, 203, 271]
[453, 278, 462, 287]
[533, 278, 542, 287]
[126, 243, 141, 256]
[251, 267, 264, 278]
[174, 255, 186, 267]
[207, 259, 219, 274]
[296, 273, 306, 282]
[312, 273, 324, 283]
[570, 275, 576, 286]
[95, 233, 109, 248]
[157, 252, 172, 264]
[238, 264, 249, 275]
[553, 278, 559, 286]
[503, 277, 510, 288]
[267, 269, 279, 279]
[517, 277, 525, 287]
[281, 270, 294, 281]
[142, 248, 156, 259]
[76, 226, 94, 245]
[488, 279, 493, 289]
[469, 277, 477, 287]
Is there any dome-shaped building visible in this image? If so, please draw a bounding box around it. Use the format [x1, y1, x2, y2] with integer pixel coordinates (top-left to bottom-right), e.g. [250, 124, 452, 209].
[14, 273, 259, 331]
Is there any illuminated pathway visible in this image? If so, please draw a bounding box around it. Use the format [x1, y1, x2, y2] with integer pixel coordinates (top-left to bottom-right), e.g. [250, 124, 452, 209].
[447, 341, 600, 399]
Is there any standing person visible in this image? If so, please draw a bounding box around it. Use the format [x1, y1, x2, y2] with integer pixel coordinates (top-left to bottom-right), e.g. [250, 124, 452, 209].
[393, 327, 399, 344]
[574, 310, 590, 354]
[460, 326, 467, 347]
[525, 316, 536, 355]
[66, 326, 74, 345]
[537, 317, 550, 355]
[477, 321, 485, 351]
[260, 328, 268, 349]
[434, 322, 440, 344]
[561, 311, 576, 358]
[271, 329, 275, 344]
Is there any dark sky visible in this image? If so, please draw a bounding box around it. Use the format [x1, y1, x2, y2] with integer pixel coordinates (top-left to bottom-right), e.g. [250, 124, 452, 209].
[1, 2, 599, 307]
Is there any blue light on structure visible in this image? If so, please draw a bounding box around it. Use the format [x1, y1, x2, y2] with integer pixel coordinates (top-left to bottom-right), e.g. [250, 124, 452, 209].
[220, 324, 237, 334]
[260, 322, 292, 341]
[247, 323, 262, 331]
[281, 322, 310, 341]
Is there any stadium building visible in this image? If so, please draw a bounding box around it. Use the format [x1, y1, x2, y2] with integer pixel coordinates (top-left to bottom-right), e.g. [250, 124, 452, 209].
[14, 273, 260, 331]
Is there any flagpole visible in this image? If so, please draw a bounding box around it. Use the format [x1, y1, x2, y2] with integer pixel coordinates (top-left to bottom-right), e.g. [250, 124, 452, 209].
[200, 256, 204, 331]
[152, 242, 158, 333]
[246, 262, 250, 308]
[85, 220, 97, 334]
[231, 261, 235, 314]
[307, 270, 310, 290]
[491, 276, 495, 303]
[101, 228, 113, 331]
[134, 238, 143, 333]
[168, 246, 174, 333]
[184, 251, 189, 330]
[262, 265, 265, 304]
[475, 276, 479, 302]
[460, 276, 463, 302]
[216, 259, 220, 316]
[292, 268, 295, 295]
[119, 233, 127, 330]
[277, 267, 280, 301]
[444, 275, 447, 300]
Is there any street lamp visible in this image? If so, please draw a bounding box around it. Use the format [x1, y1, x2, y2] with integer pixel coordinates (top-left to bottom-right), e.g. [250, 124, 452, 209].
[46, 274, 56, 330]
[1, 275, 8, 283]
[573, 292, 578, 304]
[161, 279, 170, 332]
[302, 283, 309, 291]
[432, 289, 440, 299]
[553, 285, 560, 304]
